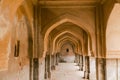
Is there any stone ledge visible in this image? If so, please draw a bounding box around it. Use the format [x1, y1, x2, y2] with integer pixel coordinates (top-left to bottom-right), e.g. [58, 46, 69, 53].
[107, 51, 120, 58]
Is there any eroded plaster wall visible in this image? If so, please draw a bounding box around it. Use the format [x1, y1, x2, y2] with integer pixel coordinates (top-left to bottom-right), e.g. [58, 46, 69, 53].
[0, 17, 29, 80]
[0, 10, 11, 71]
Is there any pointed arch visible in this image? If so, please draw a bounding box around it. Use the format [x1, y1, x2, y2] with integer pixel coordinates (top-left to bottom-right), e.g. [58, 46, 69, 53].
[43, 13, 94, 56]
[60, 40, 77, 54]
[57, 37, 80, 54]
[52, 31, 83, 54]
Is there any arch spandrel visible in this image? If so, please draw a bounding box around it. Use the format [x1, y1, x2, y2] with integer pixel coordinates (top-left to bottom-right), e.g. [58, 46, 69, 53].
[106, 3, 120, 58]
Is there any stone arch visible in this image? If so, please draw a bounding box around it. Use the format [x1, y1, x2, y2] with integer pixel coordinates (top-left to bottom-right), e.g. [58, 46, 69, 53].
[60, 40, 76, 53]
[57, 37, 80, 54]
[59, 40, 76, 63]
[43, 13, 94, 56]
[57, 38, 79, 52]
[55, 35, 82, 54]
[52, 31, 83, 54]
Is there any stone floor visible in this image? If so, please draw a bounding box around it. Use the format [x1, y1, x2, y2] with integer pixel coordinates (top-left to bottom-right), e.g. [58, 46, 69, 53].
[48, 63, 88, 80]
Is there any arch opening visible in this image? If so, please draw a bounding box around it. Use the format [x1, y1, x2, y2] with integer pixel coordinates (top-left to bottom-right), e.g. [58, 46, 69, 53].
[43, 15, 93, 57]
[53, 31, 82, 54]
[59, 41, 76, 63]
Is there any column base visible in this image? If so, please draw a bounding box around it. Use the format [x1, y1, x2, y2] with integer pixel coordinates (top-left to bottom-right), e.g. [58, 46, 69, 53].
[96, 58, 106, 80]
[82, 77, 89, 80]
[51, 65, 56, 70]
[79, 65, 83, 71]
[44, 72, 48, 79]
[83, 71, 90, 79]
[48, 71, 51, 78]
[79, 68, 83, 71]
[56, 63, 58, 65]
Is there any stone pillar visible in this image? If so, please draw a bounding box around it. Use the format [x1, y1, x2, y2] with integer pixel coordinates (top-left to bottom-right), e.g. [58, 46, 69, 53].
[54, 55, 56, 68]
[33, 58, 39, 80]
[96, 58, 106, 80]
[95, 4, 106, 80]
[54, 54, 56, 66]
[51, 55, 55, 70]
[44, 56, 48, 79]
[30, 58, 33, 80]
[79, 55, 83, 71]
[77, 54, 80, 66]
[75, 54, 79, 64]
[48, 55, 51, 78]
[51, 55, 53, 70]
[75, 54, 79, 66]
[83, 56, 90, 79]
[29, 39, 33, 80]
[74, 53, 77, 63]
[56, 54, 59, 65]
[45, 55, 51, 79]
[33, 3, 40, 80]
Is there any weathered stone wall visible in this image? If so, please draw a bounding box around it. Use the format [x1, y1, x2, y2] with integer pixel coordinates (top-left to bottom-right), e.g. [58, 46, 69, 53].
[39, 59, 45, 80]
[0, 9, 11, 71]
[0, 17, 29, 80]
[106, 59, 120, 80]
[0, 58, 45, 80]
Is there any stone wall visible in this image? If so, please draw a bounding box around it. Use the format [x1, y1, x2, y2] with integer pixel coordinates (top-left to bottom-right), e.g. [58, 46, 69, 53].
[39, 59, 45, 80]
[106, 59, 120, 80]
[90, 57, 96, 80]
[89, 58, 120, 80]
[0, 57, 45, 80]
[0, 11, 11, 71]
[0, 55, 29, 80]
[0, 16, 30, 80]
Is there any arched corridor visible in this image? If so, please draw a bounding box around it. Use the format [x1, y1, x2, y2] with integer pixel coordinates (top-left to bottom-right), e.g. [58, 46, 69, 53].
[45, 54, 96, 80]
[1, 0, 120, 80]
